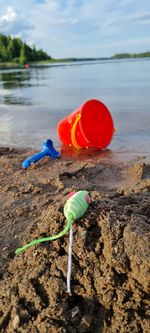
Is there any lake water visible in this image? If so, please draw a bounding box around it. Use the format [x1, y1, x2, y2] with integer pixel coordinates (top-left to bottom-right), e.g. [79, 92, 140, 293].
[0, 59, 150, 160]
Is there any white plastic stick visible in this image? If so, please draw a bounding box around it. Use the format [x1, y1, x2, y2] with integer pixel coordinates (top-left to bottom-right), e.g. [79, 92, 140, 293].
[67, 223, 73, 295]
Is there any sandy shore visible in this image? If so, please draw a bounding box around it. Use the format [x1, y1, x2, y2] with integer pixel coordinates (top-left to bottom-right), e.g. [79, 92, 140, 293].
[0, 146, 150, 333]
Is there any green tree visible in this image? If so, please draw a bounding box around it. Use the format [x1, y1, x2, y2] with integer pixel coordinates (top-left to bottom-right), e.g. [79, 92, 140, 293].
[12, 37, 22, 58]
[0, 44, 7, 61]
[0, 33, 8, 48]
[7, 38, 16, 60]
[36, 48, 51, 61]
[31, 45, 37, 61]
[0, 33, 52, 63]
[19, 43, 27, 64]
[24, 44, 33, 61]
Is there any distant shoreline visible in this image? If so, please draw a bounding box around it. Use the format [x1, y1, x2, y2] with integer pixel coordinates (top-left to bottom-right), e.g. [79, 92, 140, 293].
[1, 33, 150, 69]
[0, 54, 150, 70]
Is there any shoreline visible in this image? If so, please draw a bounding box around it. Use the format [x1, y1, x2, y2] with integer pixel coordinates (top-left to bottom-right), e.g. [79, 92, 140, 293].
[0, 146, 150, 332]
[1, 56, 150, 70]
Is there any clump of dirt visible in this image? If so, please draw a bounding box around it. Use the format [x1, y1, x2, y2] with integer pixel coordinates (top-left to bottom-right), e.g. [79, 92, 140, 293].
[0, 148, 150, 333]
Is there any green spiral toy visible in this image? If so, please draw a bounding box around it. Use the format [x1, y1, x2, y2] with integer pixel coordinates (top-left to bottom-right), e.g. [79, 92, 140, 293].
[15, 190, 91, 294]
[15, 190, 90, 255]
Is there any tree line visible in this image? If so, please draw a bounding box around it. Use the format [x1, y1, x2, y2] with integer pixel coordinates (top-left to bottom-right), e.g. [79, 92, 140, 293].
[111, 52, 150, 59]
[0, 34, 52, 64]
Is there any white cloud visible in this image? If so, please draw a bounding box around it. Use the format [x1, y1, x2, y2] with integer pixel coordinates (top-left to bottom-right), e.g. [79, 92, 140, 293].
[132, 12, 150, 22]
[103, 10, 150, 27]
[0, 6, 17, 24]
[30, 0, 79, 28]
[0, 5, 33, 36]
[102, 37, 150, 50]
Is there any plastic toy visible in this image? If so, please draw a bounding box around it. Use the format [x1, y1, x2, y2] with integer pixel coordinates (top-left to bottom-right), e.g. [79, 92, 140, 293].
[15, 190, 91, 294]
[57, 99, 115, 150]
[22, 139, 61, 169]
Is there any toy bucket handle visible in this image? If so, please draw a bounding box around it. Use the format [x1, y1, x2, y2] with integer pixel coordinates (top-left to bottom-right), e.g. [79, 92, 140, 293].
[71, 113, 82, 149]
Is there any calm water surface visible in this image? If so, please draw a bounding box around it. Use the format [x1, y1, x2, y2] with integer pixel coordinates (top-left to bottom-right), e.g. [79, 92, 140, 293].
[0, 59, 150, 159]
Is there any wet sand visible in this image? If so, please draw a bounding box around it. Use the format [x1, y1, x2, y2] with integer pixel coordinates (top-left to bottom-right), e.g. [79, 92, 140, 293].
[0, 147, 150, 333]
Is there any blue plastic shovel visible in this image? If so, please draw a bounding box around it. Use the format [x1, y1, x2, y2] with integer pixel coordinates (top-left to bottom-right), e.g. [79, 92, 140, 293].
[22, 139, 61, 169]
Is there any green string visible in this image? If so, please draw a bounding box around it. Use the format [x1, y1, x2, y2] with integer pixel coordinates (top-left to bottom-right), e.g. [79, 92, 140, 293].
[15, 218, 73, 255]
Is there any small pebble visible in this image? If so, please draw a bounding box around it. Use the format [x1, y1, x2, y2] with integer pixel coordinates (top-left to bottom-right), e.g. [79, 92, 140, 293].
[71, 306, 80, 318]
[12, 314, 20, 329]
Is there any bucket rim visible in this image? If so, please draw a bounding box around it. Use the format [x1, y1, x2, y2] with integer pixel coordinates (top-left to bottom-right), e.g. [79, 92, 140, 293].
[79, 98, 114, 148]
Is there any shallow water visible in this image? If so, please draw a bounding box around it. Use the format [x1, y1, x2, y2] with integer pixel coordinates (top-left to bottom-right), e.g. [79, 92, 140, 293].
[0, 59, 150, 160]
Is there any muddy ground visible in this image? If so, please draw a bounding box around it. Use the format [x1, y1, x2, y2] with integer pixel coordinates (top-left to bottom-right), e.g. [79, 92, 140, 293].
[0, 147, 150, 333]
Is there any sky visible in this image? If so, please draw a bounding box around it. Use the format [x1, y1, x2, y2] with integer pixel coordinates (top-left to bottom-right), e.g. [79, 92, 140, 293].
[0, 0, 150, 58]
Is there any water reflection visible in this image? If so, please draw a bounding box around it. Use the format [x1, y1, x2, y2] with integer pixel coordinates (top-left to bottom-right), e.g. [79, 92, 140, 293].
[0, 69, 35, 105]
[0, 70, 31, 89]
[1, 95, 31, 105]
[61, 145, 112, 161]
[0, 67, 52, 106]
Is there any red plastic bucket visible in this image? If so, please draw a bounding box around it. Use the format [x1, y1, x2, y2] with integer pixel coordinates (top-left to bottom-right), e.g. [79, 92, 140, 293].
[57, 99, 115, 149]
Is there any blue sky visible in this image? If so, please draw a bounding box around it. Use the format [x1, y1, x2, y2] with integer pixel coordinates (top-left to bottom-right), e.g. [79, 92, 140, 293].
[0, 0, 150, 58]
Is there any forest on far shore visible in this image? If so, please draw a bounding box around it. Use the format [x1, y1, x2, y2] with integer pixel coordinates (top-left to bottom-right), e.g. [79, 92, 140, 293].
[0, 33, 150, 66]
[111, 51, 150, 59]
[0, 34, 52, 64]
